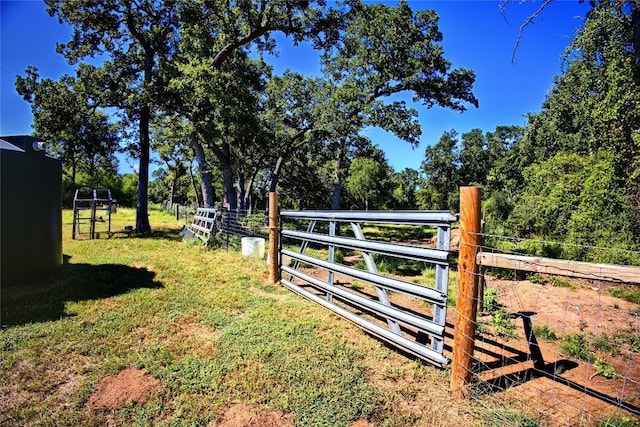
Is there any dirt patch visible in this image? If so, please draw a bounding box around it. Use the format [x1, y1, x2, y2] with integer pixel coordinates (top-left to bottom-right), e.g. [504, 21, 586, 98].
[349, 420, 374, 427]
[474, 276, 640, 424]
[213, 404, 293, 427]
[87, 367, 161, 410]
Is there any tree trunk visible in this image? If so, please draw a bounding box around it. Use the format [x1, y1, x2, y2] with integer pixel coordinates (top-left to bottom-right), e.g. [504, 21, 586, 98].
[209, 140, 235, 210]
[270, 155, 286, 193]
[222, 164, 235, 210]
[168, 162, 178, 206]
[331, 144, 345, 210]
[244, 168, 258, 215]
[190, 131, 215, 208]
[136, 104, 152, 233]
[236, 170, 245, 211]
[188, 161, 201, 207]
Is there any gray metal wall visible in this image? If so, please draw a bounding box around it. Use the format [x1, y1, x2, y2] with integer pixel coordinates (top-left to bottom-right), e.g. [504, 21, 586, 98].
[1, 135, 62, 286]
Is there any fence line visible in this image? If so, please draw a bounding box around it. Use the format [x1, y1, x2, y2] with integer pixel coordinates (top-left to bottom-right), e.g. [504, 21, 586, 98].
[168, 192, 640, 425]
[466, 232, 640, 426]
[166, 201, 269, 251]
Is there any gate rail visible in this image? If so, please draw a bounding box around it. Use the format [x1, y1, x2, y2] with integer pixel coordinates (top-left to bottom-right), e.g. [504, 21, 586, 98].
[279, 210, 457, 367]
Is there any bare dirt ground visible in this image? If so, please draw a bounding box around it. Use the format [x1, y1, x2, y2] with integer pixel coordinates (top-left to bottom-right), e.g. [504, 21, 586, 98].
[87, 367, 161, 409]
[474, 275, 640, 425]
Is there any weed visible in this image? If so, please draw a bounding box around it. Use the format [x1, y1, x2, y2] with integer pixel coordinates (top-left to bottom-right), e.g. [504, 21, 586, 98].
[560, 333, 594, 362]
[350, 281, 364, 291]
[593, 358, 617, 379]
[548, 276, 574, 289]
[489, 267, 518, 280]
[526, 273, 546, 285]
[608, 286, 640, 304]
[593, 333, 615, 354]
[385, 364, 405, 380]
[483, 288, 499, 313]
[491, 309, 516, 338]
[597, 413, 640, 427]
[612, 329, 640, 353]
[353, 260, 367, 270]
[533, 324, 558, 342]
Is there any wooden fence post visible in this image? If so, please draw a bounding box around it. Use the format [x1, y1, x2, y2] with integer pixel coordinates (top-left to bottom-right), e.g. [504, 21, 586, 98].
[451, 186, 482, 394]
[268, 192, 280, 284]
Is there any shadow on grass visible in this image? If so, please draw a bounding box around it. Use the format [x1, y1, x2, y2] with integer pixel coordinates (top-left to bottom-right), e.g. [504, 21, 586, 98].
[77, 227, 183, 242]
[1, 257, 163, 326]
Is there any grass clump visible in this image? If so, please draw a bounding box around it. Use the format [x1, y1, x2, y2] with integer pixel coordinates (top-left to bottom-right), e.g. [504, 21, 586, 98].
[608, 286, 640, 304]
[533, 324, 558, 342]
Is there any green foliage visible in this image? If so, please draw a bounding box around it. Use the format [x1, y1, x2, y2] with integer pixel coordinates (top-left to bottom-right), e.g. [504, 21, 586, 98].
[118, 174, 139, 208]
[525, 273, 546, 285]
[483, 287, 499, 313]
[490, 309, 516, 338]
[440, 3, 640, 265]
[608, 286, 640, 303]
[593, 358, 618, 379]
[505, 151, 640, 264]
[533, 324, 558, 342]
[597, 413, 640, 427]
[345, 156, 392, 210]
[560, 333, 595, 362]
[612, 327, 640, 353]
[548, 276, 574, 289]
[593, 333, 614, 353]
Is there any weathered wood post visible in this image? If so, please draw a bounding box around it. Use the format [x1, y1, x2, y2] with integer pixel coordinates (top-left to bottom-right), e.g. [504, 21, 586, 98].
[268, 192, 280, 284]
[451, 186, 482, 394]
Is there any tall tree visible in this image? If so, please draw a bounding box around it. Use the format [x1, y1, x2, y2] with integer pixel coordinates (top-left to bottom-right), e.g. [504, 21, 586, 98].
[45, 0, 180, 233]
[168, 0, 345, 209]
[389, 168, 421, 209]
[419, 130, 461, 211]
[345, 152, 392, 210]
[320, 0, 478, 209]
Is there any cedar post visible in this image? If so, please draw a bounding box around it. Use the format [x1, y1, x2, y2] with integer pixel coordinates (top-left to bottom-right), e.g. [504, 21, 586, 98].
[268, 192, 280, 284]
[451, 186, 482, 394]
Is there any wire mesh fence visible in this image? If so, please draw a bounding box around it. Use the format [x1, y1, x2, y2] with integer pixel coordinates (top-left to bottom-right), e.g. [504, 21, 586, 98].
[467, 232, 640, 426]
[161, 202, 268, 251]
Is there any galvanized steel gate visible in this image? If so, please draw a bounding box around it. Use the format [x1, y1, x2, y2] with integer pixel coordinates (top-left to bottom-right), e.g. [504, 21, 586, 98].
[279, 210, 456, 366]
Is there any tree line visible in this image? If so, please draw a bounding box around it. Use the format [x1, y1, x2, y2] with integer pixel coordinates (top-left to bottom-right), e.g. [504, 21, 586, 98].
[420, 1, 640, 264]
[16, 0, 640, 263]
[16, 0, 476, 232]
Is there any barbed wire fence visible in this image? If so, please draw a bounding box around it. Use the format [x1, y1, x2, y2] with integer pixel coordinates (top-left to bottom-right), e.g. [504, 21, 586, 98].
[461, 230, 640, 426]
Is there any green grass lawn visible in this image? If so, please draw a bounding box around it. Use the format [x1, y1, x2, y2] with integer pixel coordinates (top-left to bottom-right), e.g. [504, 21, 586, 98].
[0, 206, 490, 426]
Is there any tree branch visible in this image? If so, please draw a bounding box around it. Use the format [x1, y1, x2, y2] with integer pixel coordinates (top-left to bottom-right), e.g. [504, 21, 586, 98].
[502, 0, 554, 63]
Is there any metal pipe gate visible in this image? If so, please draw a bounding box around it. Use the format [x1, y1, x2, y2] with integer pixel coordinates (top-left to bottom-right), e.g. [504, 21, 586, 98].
[279, 210, 456, 366]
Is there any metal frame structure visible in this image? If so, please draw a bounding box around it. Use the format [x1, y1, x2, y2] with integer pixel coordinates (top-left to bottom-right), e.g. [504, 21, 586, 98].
[279, 210, 456, 366]
[72, 189, 113, 240]
[183, 207, 219, 244]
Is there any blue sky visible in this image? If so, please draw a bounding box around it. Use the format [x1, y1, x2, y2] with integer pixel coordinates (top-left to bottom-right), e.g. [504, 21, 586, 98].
[0, 0, 590, 173]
